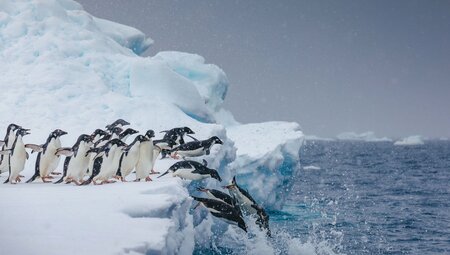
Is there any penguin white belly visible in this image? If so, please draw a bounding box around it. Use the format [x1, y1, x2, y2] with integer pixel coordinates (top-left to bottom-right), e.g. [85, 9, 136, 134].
[174, 169, 208, 180]
[67, 154, 90, 182]
[9, 139, 27, 181]
[135, 142, 153, 179]
[233, 191, 257, 214]
[121, 148, 140, 178]
[40, 140, 61, 177]
[177, 147, 205, 157]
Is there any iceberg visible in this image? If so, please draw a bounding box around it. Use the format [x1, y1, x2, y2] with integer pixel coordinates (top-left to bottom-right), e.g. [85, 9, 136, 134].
[336, 131, 392, 142]
[394, 135, 425, 146]
[0, 0, 304, 253]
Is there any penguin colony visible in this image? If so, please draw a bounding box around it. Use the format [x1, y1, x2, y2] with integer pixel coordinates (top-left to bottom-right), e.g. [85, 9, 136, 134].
[0, 120, 270, 236]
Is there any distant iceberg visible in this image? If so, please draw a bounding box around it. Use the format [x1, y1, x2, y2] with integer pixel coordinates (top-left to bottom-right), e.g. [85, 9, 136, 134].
[304, 135, 335, 141]
[336, 131, 392, 142]
[394, 135, 425, 146]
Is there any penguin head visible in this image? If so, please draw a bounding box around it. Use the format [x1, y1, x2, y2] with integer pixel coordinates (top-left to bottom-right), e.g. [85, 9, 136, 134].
[210, 136, 223, 145]
[145, 130, 155, 139]
[222, 177, 237, 190]
[135, 135, 149, 143]
[210, 169, 222, 182]
[91, 129, 108, 138]
[183, 127, 195, 135]
[17, 128, 30, 137]
[121, 128, 138, 137]
[78, 134, 93, 144]
[106, 119, 130, 130]
[108, 138, 127, 148]
[51, 129, 68, 138]
[7, 123, 22, 133]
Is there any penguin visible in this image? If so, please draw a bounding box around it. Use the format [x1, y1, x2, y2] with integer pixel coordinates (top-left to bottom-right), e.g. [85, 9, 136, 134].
[153, 138, 177, 153]
[135, 130, 161, 182]
[159, 127, 195, 159]
[26, 129, 68, 183]
[251, 204, 271, 237]
[0, 123, 24, 173]
[223, 176, 258, 215]
[157, 159, 222, 181]
[87, 126, 122, 176]
[105, 119, 130, 133]
[191, 196, 247, 232]
[90, 129, 109, 144]
[85, 139, 127, 185]
[118, 128, 138, 142]
[170, 136, 223, 159]
[93, 127, 123, 147]
[196, 186, 235, 206]
[116, 135, 148, 181]
[54, 134, 93, 185]
[1, 128, 30, 184]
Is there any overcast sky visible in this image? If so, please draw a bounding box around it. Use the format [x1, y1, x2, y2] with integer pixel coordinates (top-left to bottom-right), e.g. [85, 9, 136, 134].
[77, 0, 450, 138]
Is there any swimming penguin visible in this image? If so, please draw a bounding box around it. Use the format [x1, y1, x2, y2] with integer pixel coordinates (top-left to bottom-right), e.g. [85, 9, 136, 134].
[223, 176, 258, 215]
[0, 123, 24, 173]
[191, 196, 247, 232]
[159, 127, 195, 158]
[105, 119, 130, 133]
[196, 186, 235, 206]
[1, 128, 30, 184]
[118, 128, 138, 142]
[85, 139, 127, 185]
[170, 136, 223, 159]
[135, 130, 161, 182]
[26, 129, 68, 183]
[116, 135, 148, 181]
[54, 134, 93, 185]
[157, 159, 222, 181]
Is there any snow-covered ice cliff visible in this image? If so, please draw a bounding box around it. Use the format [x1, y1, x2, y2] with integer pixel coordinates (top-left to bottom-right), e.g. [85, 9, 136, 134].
[0, 0, 304, 254]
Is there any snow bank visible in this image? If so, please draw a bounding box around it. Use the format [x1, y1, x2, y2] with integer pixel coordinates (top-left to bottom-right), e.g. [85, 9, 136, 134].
[304, 135, 335, 141]
[227, 122, 304, 210]
[0, 0, 304, 253]
[336, 131, 392, 142]
[394, 135, 424, 146]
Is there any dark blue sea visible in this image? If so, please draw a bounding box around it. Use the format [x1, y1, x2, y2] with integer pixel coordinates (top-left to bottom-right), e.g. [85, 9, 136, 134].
[271, 140, 450, 255]
[195, 140, 450, 254]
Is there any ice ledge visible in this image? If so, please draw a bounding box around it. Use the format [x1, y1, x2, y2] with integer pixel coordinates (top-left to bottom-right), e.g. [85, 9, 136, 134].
[226, 121, 304, 210]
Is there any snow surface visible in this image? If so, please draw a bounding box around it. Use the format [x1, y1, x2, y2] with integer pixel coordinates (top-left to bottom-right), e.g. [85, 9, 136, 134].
[336, 131, 392, 142]
[394, 135, 425, 146]
[0, 0, 304, 254]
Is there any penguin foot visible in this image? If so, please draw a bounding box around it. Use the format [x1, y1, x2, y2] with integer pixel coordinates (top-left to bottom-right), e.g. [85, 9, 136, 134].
[145, 176, 153, 182]
[15, 176, 22, 183]
[134, 179, 141, 182]
[45, 175, 55, 179]
[19, 175, 25, 178]
[42, 177, 52, 183]
[170, 153, 180, 159]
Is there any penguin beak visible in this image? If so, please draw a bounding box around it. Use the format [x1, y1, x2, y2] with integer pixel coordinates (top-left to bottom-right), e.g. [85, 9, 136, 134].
[196, 187, 207, 192]
[222, 184, 234, 189]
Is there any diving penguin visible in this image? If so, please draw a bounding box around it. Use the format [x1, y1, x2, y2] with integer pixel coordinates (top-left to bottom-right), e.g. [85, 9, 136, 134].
[169, 136, 223, 159]
[157, 159, 222, 181]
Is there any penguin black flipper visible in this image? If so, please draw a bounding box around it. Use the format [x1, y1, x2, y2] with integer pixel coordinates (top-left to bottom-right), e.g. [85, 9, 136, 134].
[25, 144, 43, 154]
[55, 157, 71, 184]
[55, 147, 73, 157]
[26, 153, 42, 183]
[3, 154, 11, 184]
[116, 153, 125, 177]
[187, 134, 198, 142]
[81, 157, 102, 185]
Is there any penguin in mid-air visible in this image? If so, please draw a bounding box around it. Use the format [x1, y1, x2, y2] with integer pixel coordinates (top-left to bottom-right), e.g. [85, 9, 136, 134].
[134, 130, 161, 182]
[105, 119, 130, 133]
[222, 176, 258, 215]
[26, 129, 68, 183]
[196, 186, 235, 206]
[191, 196, 247, 232]
[54, 134, 93, 185]
[116, 135, 149, 181]
[1, 128, 30, 184]
[84, 139, 127, 185]
[223, 176, 271, 236]
[159, 127, 195, 159]
[0, 123, 24, 174]
[158, 159, 222, 181]
[169, 136, 223, 159]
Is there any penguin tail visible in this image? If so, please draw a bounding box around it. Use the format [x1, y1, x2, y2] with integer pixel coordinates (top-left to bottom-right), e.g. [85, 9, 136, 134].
[3, 178, 9, 184]
[157, 171, 170, 178]
[26, 173, 39, 183]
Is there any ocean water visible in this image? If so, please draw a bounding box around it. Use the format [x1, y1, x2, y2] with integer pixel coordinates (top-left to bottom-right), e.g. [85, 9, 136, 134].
[195, 140, 450, 254]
